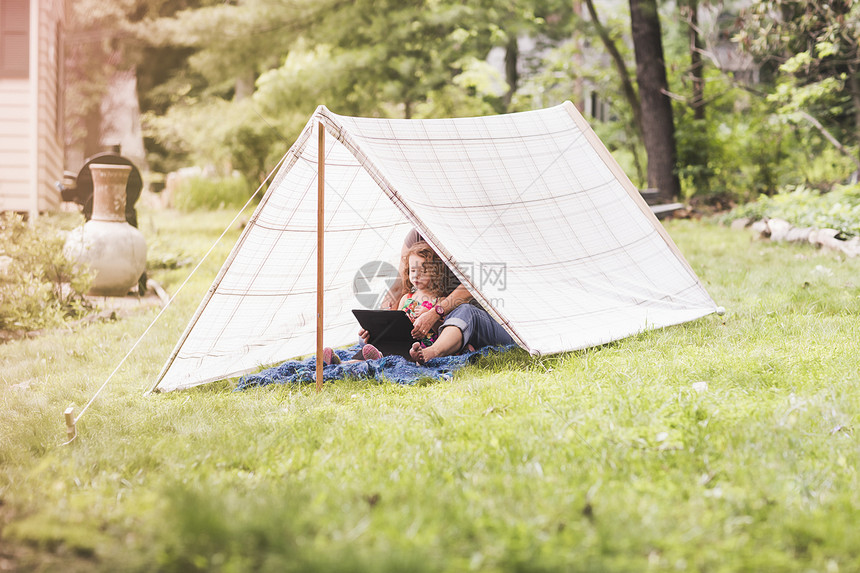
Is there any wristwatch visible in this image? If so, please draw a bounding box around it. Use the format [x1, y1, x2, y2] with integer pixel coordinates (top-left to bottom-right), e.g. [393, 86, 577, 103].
[435, 303, 445, 318]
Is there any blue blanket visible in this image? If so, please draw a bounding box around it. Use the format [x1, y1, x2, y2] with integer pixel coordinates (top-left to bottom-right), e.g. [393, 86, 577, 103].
[235, 344, 518, 390]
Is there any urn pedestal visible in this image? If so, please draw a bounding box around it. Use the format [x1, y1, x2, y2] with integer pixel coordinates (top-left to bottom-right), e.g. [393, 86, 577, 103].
[64, 164, 147, 296]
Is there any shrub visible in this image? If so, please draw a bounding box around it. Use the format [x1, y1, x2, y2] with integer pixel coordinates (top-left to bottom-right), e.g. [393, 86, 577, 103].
[0, 213, 93, 333]
[724, 183, 860, 237]
[173, 174, 254, 212]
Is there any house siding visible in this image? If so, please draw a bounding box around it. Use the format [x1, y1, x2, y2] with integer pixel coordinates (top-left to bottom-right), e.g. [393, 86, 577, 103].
[36, 0, 62, 211]
[0, 78, 30, 211]
[0, 0, 63, 213]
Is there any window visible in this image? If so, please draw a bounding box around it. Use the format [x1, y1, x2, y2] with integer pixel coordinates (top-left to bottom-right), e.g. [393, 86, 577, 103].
[0, 0, 29, 78]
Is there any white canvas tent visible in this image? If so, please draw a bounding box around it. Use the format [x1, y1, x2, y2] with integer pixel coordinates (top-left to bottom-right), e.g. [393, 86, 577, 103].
[152, 102, 719, 393]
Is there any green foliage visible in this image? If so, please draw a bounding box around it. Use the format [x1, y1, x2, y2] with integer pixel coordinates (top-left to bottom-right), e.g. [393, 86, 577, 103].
[140, 0, 578, 182]
[768, 74, 849, 120]
[412, 57, 506, 118]
[143, 96, 289, 184]
[173, 173, 255, 212]
[736, 0, 860, 149]
[671, 68, 859, 200]
[0, 213, 93, 333]
[108, 0, 860, 204]
[726, 183, 860, 237]
[674, 81, 788, 199]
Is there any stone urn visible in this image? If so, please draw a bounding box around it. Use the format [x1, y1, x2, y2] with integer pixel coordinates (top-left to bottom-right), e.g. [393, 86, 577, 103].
[64, 164, 147, 296]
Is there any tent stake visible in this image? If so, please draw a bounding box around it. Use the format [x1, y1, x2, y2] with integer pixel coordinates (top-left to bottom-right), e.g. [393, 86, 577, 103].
[316, 121, 325, 392]
[64, 407, 76, 442]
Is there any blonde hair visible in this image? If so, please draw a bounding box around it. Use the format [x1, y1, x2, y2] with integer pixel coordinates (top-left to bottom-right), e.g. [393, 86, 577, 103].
[401, 241, 447, 298]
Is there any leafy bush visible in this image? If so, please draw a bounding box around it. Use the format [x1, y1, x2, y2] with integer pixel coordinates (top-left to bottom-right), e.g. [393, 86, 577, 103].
[725, 184, 860, 237]
[0, 213, 93, 332]
[144, 95, 292, 185]
[173, 174, 254, 212]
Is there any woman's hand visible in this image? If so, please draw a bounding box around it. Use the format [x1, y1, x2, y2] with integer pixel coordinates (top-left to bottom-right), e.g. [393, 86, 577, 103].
[411, 308, 441, 339]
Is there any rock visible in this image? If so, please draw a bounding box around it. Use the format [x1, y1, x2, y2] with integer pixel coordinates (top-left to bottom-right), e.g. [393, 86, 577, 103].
[814, 228, 843, 252]
[767, 218, 792, 242]
[785, 227, 813, 243]
[730, 217, 751, 230]
[733, 216, 857, 257]
[751, 220, 770, 237]
[841, 237, 860, 257]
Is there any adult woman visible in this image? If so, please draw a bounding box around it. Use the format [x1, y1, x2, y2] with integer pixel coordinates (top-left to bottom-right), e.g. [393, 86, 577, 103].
[376, 229, 515, 364]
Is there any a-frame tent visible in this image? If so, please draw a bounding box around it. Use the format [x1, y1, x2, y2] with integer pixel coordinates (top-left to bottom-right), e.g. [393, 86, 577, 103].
[152, 102, 719, 392]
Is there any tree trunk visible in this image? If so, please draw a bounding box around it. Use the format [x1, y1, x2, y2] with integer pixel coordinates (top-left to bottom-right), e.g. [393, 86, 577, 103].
[686, 0, 705, 121]
[83, 103, 102, 160]
[571, 0, 585, 111]
[849, 64, 860, 168]
[234, 71, 255, 101]
[583, 0, 643, 137]
[629, 0, 680, 201]
[503, 35, 519, 111]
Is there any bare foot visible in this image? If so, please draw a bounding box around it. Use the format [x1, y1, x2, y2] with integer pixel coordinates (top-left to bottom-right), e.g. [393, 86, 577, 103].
[409, 342, 424, 364]
[410, 342, 438, 365]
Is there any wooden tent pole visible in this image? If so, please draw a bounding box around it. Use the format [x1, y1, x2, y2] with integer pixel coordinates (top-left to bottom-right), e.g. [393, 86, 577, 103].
[316, 122, 325, 392]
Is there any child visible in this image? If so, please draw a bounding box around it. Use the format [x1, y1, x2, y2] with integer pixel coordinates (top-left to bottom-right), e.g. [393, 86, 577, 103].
[396, 241, 447, 347]
[323, 241, 448, 364]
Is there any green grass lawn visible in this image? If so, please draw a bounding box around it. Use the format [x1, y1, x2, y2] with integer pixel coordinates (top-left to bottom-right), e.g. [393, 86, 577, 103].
[1, 209, 859, 572]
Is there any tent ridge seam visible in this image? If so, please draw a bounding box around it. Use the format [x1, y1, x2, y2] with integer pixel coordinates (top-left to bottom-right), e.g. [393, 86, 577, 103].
[312, 109, 534, 354]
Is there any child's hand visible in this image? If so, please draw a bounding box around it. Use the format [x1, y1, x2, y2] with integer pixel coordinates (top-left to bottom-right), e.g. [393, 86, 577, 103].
[358, 329, 370, 343]
[411, 310, 440, 339]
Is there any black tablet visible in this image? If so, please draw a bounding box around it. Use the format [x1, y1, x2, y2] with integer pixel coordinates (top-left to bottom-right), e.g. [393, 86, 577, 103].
[351, 309, 416, 358]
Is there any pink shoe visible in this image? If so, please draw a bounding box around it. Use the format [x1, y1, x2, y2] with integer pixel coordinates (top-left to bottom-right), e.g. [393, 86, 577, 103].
[362, 344, 383, 361]
[322, 347, 341, 365]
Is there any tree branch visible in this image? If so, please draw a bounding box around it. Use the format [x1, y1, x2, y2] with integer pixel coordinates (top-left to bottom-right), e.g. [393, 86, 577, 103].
[797, 110, 860, 172]
[582, 0, 643, 137]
